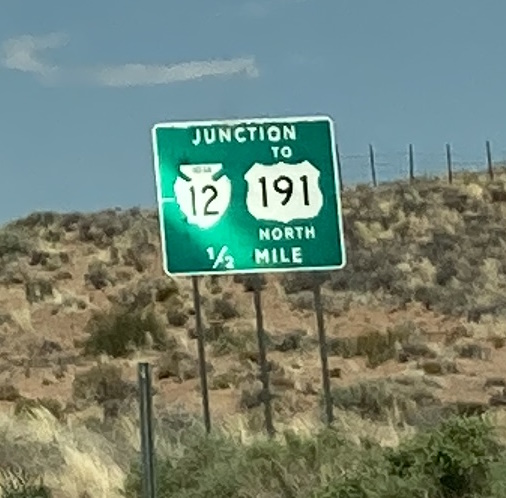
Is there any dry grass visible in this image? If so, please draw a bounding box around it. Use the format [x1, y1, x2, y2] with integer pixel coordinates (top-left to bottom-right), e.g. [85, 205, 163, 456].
[0, 401, 420, 497]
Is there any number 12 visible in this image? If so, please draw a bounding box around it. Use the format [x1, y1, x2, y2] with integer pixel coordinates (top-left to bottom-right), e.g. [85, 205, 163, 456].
[189, 185, 219, 216]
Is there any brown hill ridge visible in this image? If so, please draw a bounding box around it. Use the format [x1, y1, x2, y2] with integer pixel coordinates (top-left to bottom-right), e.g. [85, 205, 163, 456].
[1, 169, 506, 431]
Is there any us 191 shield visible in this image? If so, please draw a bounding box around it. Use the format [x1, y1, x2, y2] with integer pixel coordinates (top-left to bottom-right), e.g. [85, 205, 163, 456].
[244, 161, 324, 223]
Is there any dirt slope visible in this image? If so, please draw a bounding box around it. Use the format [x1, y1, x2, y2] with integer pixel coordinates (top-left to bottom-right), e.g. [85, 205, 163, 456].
[2, 169, 506, 429]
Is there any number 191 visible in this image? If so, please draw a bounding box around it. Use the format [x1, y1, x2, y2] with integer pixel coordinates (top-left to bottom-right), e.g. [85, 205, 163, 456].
[258, 175, 310, 207]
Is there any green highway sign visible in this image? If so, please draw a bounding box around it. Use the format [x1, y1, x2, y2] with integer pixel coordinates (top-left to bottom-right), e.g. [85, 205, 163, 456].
[151, 115, 347, 276]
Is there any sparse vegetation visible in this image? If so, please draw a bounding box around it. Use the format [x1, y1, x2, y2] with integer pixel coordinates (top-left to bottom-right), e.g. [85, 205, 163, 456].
[122, 412, 506, 498]
[14, 397, 65, 422]
[2, 173, 506, 495]
[72, 363, 138, 418]
[85, 260, 113, 290]
[82, 306, 167, 357]
[210, 325, 260, 356]
[0, 383, 21, 402]
[24, 278, 53, 304]
[0, 470, 52, 498]
[0, 228, 34, 259]
[328, 377, 440, 423]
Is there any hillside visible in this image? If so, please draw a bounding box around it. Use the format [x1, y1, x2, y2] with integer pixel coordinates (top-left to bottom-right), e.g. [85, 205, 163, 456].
[3, 169, 506, 494]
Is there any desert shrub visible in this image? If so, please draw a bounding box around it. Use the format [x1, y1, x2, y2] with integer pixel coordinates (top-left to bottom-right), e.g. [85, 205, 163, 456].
[385, 415, 503, 498]
[154, 407, 204, 445]
[210, 326, 259, 356]
[76, 209, 134, 246]
[156, 349, 209, 383]
[273, 330, 306, 352]
[0, 383, 21, 402]
[109, 286, 150, 310]
[0, 229, 33, 259]
[327, 325, 411, 367]
[24, 278, 53, 304]
[211, 296, 239, 320]
[8, 211, 57, 230]
[209, 371, 241, 390]
[166, 295, 189, 327]
[313, 415, 506, 498]
[328, 378, 439, 423]
[0, 470, 52, 498]
[281, 271, 329, 294]
[72, 363, 137, 413]
[130, 276, 179, 306]
[83, 306, 166, 357]
[233, 274, 266, 292]
[85, 260, 112, 290]
[14, 397, 65, 422]
[359, 326, 409, 368]
[121, 224, 157, 272]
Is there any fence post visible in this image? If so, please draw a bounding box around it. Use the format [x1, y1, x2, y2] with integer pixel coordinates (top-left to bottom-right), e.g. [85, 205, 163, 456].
[446, 143, 453, 184]
[408, 144, 415, 182]
[486, 140, 494, 180]
[368, 144, 377, 187]
[138, 362, 156, 498]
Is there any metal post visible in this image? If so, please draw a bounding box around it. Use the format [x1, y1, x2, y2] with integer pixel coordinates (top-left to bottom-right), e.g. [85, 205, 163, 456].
[252, 277, 275, 437]
[369, 144, 377, 187]
[192, 276, 211, 434]
[138, 362, 156, 498]
[446, 143, 453, 185]
[486, 140, 494, 180]
[335, 144, 344, 192]
[313, 283, 334, 426]
[408, 144, 415, 182]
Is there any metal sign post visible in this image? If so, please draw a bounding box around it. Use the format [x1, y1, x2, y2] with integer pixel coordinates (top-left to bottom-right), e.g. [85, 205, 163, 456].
[151, 115, 347, 432]
[138, 362, 156, 498]
[192, 276, 212, 434]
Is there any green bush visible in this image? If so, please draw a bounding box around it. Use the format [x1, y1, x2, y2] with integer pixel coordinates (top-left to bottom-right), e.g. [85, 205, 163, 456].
[385, 415, 503, 498]
[123, 427, 244, 498]
[122, 414, 506, 498]
[314, 415, 505, 498]
[83, 306, 166, 357]
[0, 229, 33, 259]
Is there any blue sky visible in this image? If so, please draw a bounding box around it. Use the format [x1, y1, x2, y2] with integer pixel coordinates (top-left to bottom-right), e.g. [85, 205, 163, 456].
[1, 0, 506, 224]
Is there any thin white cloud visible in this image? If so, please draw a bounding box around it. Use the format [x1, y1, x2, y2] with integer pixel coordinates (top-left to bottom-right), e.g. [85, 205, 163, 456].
[0, 33, 260, 87]
[91, 57, 259, 87]
[1, 33, 68, 80]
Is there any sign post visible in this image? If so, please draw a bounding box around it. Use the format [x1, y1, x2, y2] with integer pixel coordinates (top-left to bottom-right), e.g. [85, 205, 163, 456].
[151, 115, 346, 430]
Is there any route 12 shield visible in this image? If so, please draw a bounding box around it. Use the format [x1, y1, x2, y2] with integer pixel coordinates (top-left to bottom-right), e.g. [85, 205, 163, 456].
[173, 164, 231, 229]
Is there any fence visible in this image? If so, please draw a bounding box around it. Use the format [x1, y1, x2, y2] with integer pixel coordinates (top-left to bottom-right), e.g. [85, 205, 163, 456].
[337, 140, 506, 188]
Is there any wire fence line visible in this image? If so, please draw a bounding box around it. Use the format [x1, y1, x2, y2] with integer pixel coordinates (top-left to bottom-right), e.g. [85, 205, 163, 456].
[337, 141, 506, 188]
